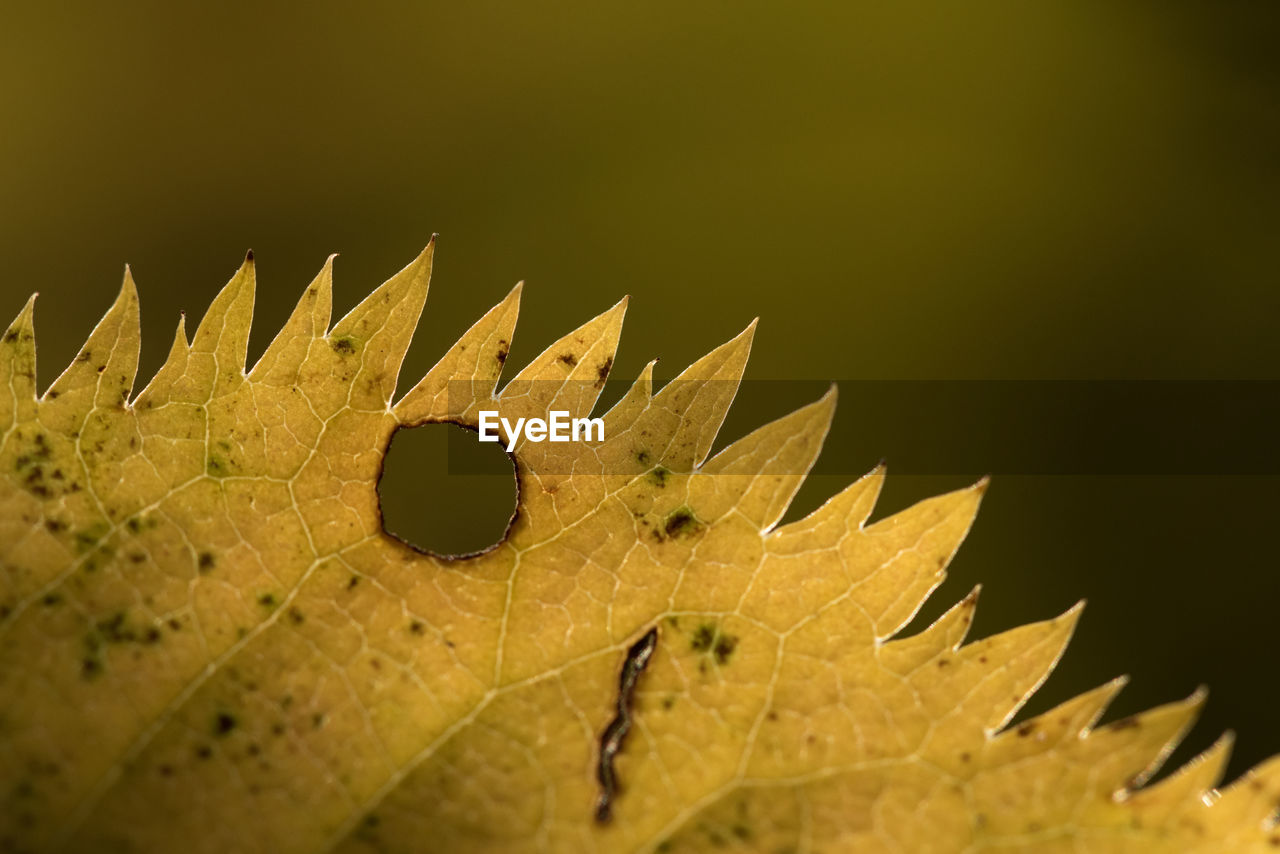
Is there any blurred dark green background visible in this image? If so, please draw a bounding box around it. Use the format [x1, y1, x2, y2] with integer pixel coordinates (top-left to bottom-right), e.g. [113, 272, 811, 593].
[2, 3, 1277, 781]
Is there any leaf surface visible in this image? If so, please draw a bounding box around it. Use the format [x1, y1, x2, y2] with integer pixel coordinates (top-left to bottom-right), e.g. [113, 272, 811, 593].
[1, 246, 1277, 853]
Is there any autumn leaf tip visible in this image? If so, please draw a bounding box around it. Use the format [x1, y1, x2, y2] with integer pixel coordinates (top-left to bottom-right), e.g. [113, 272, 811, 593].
[726, 317, 759, 349]
[1061, 599, 1087, 626]
[120, 265, 139, 296]
[3, 294, 38, 338]
[608, 293, 630, 315]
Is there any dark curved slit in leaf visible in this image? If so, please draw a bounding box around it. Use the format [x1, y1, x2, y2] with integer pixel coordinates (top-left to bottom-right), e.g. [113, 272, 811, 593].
[594, 626, 659, 823]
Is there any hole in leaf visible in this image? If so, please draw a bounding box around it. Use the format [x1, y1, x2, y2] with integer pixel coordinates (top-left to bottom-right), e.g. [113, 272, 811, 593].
[378, 422, 517, 557]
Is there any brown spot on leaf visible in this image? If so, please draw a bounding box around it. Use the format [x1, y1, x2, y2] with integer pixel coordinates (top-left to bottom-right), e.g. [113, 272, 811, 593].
[663, 506, 702, 539]
[595, 357, 613, 388]
[712, 634, 738, 664]
[691, 623, 716, 653]
[213, 712, 238, 737]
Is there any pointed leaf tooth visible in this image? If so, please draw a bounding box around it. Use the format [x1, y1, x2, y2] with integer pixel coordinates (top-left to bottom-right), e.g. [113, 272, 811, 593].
[604, 359, 655, 423]
[855, 478, 987, 639]
[0, 293, 38, 427]
[645, 319, 756, 470]
[185, 252, 256, 400]
[1124, 732, 1233, 825]
[327, 239, 433, 409]
[394, 281, 521, 425]
[1078, 687, 1208, 795]
[1066, 675, 1131, 734]
[770, 463, 885, 551]
[593, 360, 658, 480]
[694, 386, 836, 530]
[98, 268, 141, 408]
[250, 255, 334, 385]
[920, 601, 1082, 735]
[1208, 753, 1280, 836]
[879, 586, 980, 676]
[133, 313, 189, 408]
[498, 295, 627, 423]
[43, 268, 140, 415]
[985, 677, 1129, 767]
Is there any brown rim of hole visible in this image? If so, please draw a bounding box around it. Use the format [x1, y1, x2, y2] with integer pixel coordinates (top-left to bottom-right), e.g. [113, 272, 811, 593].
[375, 418, 521, 559]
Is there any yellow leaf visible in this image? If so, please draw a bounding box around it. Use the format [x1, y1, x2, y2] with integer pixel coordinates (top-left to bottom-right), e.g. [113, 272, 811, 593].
[1, 246, 1277, 853]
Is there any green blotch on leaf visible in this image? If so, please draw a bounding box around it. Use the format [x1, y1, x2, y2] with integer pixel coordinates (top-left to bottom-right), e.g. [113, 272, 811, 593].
[206, 454, 231, 477]
[691, 623, 716, 653]
[73, 522, 110, 555]
[690, 621, 739, 665]
[647, 466, 671, 488]
[95, 611, 137, 644]
[14, 433, 52, 469]
[330, 335, 358, 356]
[663, 506, 703, 540]
[125, 515, 158, 535]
